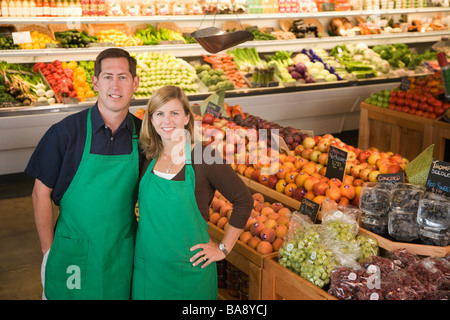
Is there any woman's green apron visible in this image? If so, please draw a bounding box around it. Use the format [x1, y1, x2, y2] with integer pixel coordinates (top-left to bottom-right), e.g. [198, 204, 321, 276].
[44, 108, 139, 300]
[132, 142, 217, 300]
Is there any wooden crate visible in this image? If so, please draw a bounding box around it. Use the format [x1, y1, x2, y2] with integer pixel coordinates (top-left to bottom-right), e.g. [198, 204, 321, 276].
[358, 102, 436, 161]
[431, 119, 450, 162]
[359, 227, 450, 257]
[208, 222, 277, 300]
[262, 256, 337, 300]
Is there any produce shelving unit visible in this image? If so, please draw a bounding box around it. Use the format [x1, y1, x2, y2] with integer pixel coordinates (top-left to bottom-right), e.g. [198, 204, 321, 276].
[358, 102, 450, 162]
[208, 222, 278, 300]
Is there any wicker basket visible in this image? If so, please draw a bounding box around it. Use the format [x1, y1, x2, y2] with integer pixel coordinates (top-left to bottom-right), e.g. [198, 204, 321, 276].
[19, 24, 52, 37]
[88, 23, 131, 36]
[157, 22, 180, 32]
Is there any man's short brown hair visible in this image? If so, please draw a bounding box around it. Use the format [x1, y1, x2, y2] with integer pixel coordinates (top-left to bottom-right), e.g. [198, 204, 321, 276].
[94, 48, 137, 78]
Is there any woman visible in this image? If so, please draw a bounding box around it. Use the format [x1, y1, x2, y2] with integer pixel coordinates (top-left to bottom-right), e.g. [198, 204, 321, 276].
[133, 85, 253, 300]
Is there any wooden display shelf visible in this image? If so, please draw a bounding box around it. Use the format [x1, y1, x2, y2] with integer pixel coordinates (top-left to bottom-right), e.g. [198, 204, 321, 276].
[359, 227, 450, 257]
[239, 175, 301, 210]
[432, 119, 450, 162]
[208, 222, 277, 300]
[358, 102, 436, 161]
[261, 256, 337, 300]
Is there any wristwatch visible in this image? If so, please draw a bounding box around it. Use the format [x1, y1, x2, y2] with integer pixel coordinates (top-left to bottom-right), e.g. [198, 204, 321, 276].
[218, 242, 228, 256]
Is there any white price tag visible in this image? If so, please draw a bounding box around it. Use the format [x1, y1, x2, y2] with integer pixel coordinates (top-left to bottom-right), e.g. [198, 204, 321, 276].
[12, 31, 31, 44]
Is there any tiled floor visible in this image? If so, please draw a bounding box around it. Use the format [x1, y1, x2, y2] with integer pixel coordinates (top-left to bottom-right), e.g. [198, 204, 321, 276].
[0, 174, 42, 300]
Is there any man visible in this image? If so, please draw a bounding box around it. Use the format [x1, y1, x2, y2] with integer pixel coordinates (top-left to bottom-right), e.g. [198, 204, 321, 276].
[25, 48, 141, 300]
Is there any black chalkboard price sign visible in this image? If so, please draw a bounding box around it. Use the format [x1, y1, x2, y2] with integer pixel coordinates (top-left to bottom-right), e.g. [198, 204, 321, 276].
[299, 197, 320, 223]
[425, 159, 450, 198]
[325, 145, 347, 181]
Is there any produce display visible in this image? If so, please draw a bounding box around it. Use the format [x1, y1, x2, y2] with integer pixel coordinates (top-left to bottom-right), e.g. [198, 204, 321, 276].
[209, 191, 291, 255]
[133, 52, 199, 97]
[329, 249, 450, 300]
[364, 72, 450, 119]
[194, 63, 235, 92]
[0, 61, 54, 107]
[201, 54, 248, 89]
[96, 29, 143, 47]
[33, 60, 78, 102]
[134, 25, 186, 45]
[278, 201, 379, 288]
[0, 35, 20, 50]
[54, 29, 98, 48]
[18, 30, 58, 50]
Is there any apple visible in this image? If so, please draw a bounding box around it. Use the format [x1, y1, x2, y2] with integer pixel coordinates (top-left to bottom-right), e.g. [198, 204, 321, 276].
[358, 150, 371, 163]
[310, 150, 322, 163]
[359, 168, 371, 181]
[275, 179, 287, 193]
[294, 144, 304, 156]
[302, 136, 316, 149]
[301, 148, 314, 160]
[302, 161, 317, 175]
[276, 164, 289, 179]
[317, 138, 331, 153]
[294, 157, 309, 169]
[387, 164, 402, 173]
[351, 165, 363, 178]
[347, 150, 357, 162]
[304, 176, 320, 192]
[292, 187, 307, 201]
[284, 183, 297, 197]
[368, 153, 381, 166]
[340, 184, 355, 200]
[318, 152, 329, 166]
[313, 181, 329, 196]
[325, 185, 341, 202]
[202, 113, 215, 125]
[327, 177, 342, 188]
[267, 175, 279, 189]
[368, 170, 380, 182]
[285, 171, 298, 184]
[295, 171, 310, 188]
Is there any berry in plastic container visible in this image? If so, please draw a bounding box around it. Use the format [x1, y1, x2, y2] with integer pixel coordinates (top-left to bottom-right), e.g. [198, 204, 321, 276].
[359, 182, 393, 215]
[390, 183, 425, 212]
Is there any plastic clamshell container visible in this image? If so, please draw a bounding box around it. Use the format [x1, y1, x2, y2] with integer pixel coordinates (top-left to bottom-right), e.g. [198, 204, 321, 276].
[390, 183, 425, 212]
[361, 214, 388, 236]
[417, 195, 450, 231]
[359, 182, 394, 215]
[388, 208, 420, 242]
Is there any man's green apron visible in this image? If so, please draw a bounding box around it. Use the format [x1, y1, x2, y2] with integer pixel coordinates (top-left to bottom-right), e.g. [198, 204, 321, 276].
[132, 142, 217, 300]
[44, 108, 139, 300]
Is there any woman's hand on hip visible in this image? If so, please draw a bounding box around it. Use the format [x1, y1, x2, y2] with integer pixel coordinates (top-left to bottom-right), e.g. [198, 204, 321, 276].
[190, 240, 225, 268]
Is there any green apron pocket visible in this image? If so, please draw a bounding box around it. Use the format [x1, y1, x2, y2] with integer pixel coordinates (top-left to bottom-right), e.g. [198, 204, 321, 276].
[119, 235, 135, 285]
[45, 236, 88, 300]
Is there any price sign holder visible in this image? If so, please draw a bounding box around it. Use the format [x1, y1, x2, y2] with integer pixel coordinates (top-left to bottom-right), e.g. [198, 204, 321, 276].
[325, 145, 347, 181]
[299, 197, 320, 223]
[12, 31, 31, 44]
[425, 159, 450, 198]
[377, 172, 404, 184]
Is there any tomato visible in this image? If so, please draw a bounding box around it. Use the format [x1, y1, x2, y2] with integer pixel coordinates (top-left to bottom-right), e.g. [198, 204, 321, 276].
[413, 93, 421, 101]
[397, 98, 405, 106]
[402, 106, 410, 113]
[397, 91, 406, 98]
[426, 106, 434, 114]
[410, 101, 419, 109]
[388, 104, 396, 110]
[432, 99, 443, 109]
[419, 103, 428, 111]
[390, 91, 398, 98]
[428, 113, 437, 119]
[423, 111, 429, 118]
[435, 107, 445, 116]
[415, 110, 423, 117]
[419, 95, 427, 103]
[404, 98, 411, 107]
[389, 97, 397, 104]
[408, 108, 416, 115]
[406, 91, 413, 100]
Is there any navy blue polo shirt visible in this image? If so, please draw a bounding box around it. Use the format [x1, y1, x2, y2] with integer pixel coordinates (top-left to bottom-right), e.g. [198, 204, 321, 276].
[25, 104, 142, 205]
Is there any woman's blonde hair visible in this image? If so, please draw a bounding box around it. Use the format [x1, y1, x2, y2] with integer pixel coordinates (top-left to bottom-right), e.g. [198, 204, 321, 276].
[140, 85, 195, 160]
